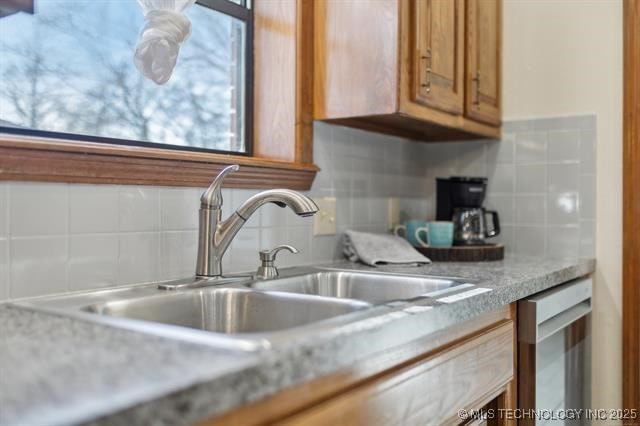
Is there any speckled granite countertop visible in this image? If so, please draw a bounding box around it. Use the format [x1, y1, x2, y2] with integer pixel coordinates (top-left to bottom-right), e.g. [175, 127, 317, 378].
[1, 256, 595, 426]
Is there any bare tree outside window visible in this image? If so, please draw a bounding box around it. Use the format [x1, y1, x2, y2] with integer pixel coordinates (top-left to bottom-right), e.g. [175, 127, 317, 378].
[0, 0, 249, 154]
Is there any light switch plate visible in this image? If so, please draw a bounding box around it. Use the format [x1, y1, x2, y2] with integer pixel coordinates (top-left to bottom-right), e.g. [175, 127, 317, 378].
[387, 197, 399, 231]
[313, 197, 337, 236]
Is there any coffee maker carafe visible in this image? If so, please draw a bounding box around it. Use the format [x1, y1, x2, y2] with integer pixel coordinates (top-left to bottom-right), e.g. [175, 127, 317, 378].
[436, 177, 500, 245]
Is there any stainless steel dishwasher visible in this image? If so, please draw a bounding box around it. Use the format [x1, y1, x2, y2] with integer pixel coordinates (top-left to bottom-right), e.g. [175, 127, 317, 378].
[518, 277, 592, 425]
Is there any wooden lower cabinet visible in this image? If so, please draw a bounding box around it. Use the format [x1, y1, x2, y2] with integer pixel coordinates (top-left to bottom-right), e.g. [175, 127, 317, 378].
[281, 322, 513, 426]
[203, 305, 517, 426]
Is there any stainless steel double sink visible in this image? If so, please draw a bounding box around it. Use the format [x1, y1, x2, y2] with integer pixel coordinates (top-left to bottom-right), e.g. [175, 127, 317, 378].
[17, 267, 473, 351]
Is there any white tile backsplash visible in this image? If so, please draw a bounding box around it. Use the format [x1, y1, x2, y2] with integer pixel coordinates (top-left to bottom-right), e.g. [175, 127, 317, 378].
[548, 163, 579, 193]
[495, 224, 515, 249]
[285, 226, 312, 267]
[486, 134, 514, 164]
[0, 116, 597, 301]
[515, 194, 546, 225]
[351, 198, 371, 225]
[516, 164, 547, 193]
[118, 232, 159, 285]
[119, 187, 160, 232]
[369, 197, 388, 226]
[11, 237, 67, 299]
[516, 132, 547, 164]
[70, 185, 119, 234]
[488, 164, 515, 193]
[485, 194, 515, 225]
[159, 188, 199, 231]
[260, 203, 289, 228]
[547, 226, 580, 260]
[260, 228, 288, 255]
[457, 143, 487, 176]
[159, 231, 198, 280]
[579, 174, 596, 220]
[399, 198, 428, 222]
[334, 196, 352, 234]
[579, 220, 596, 258]
[69, 234, 118, 291]
[285, 206, 313, 229]
[310, 235, 337, 263]
[547, 192, 579, 225]
[229, 229, 262, 273]
[514, 226, 546, 257]
[10, 183, 68, 237]
[491, 116, 595, 258]
[548, 129, 580, 163]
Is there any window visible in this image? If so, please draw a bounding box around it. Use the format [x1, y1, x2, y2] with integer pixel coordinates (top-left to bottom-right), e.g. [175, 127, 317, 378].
[0, 0, 317, 190]
[0, 0, 252, 154]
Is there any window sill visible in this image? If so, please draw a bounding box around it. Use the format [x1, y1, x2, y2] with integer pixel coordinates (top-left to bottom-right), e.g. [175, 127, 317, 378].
[0, 134, 319, 189]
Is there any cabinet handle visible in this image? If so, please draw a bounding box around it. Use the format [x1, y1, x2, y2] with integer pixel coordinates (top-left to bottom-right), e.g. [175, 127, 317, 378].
[472, 72, 480, 106]
[421, 49, 432, 93]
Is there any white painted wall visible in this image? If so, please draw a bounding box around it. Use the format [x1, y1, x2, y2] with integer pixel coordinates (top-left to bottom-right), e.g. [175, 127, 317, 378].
[503, 0, 623, 410]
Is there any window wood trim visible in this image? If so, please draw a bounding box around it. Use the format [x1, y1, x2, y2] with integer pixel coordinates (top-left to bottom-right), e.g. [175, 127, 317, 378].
[0, 0, 318, 190]
[0, 134, 318, 188]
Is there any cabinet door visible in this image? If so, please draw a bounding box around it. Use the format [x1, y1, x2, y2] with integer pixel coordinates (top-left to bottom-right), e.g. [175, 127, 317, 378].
[279, 321, 514, 425]
[411, 0, 465, 115]
[465, 0, 501, 125]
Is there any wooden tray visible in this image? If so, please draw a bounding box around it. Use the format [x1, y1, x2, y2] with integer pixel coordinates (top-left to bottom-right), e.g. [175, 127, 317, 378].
[415, 244, 504, 262]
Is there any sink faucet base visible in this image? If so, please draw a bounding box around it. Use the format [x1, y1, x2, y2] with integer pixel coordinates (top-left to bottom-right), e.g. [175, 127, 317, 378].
[158, 275, 253, 291]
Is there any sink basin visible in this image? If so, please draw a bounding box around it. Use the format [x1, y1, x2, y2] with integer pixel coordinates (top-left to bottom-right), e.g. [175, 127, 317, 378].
[15, 267, 470, 351]
[84, 287, 370, 334]
[249, 269, 470, 304]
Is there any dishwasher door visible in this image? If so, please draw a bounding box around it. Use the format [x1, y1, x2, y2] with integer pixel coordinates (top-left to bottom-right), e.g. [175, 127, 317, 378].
[518, 277, 592, 425]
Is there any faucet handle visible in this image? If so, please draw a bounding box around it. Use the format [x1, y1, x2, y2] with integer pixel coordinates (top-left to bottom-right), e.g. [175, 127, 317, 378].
[256, 245, 299, 279]
[201, 164, 240, 209]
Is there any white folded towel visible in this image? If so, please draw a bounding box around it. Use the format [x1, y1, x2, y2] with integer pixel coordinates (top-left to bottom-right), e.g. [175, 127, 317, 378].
[343, 230, 431, 267]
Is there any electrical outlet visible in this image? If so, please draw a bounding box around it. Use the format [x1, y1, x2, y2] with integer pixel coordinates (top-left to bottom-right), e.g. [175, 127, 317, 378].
[313, 197, 337, 236]
[387, 197, 399, 231]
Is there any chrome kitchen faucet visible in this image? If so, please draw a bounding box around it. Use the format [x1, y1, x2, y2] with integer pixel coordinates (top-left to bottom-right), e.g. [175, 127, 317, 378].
[195, 164, 318, 278]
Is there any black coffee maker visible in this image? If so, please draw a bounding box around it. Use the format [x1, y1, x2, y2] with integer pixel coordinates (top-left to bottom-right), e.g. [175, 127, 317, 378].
[436, 177, 500, 245]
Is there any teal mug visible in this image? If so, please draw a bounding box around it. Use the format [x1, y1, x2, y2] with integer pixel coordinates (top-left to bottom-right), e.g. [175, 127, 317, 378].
[394, 220, 429, 247]
[426, 221, 454, 247]
[395, 220, 454, 248]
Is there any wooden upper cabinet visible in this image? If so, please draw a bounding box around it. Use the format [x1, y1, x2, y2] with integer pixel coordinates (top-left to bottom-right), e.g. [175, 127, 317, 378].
[313, 0, 502, 141]
[411, 0, 465, 116]
[465, 0, 502, 126]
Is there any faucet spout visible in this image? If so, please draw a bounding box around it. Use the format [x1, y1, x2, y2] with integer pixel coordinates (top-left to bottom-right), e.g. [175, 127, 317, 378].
[236, 189, 318, 220]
